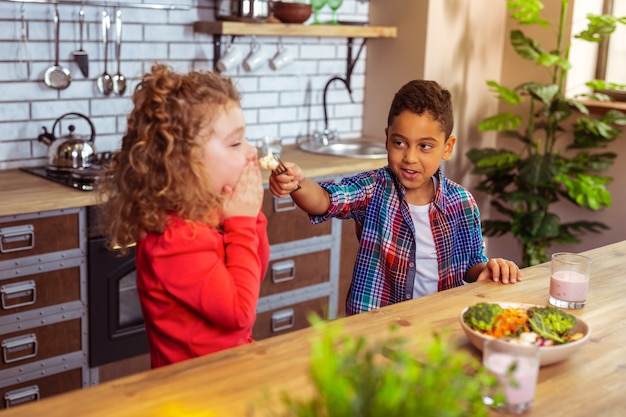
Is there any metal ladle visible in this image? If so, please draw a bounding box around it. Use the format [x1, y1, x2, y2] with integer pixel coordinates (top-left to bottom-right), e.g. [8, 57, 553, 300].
[44, 7, 71, 90]
[96, 11, 113, 96]
[112, 9, 126, 96]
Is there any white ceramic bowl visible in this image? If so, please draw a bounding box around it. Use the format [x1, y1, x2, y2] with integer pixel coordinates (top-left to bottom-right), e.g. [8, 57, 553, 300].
[459, 302, 591, 366]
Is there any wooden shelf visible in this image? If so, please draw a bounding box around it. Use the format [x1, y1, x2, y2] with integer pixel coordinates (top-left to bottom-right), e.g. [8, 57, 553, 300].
[193, 21, 397, 38]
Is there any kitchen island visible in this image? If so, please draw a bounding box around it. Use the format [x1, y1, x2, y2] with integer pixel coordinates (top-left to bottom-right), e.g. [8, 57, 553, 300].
[1, 240, 624, 416]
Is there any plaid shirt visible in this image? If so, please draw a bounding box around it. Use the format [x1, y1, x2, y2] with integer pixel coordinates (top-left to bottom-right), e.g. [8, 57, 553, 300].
[310, 167, 488, 315]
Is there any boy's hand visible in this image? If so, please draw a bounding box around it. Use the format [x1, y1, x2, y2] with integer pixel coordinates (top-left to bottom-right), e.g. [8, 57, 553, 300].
[222, 159, 263, 218]
[476, 258, 522, 284]
[268, 161, 303, 199]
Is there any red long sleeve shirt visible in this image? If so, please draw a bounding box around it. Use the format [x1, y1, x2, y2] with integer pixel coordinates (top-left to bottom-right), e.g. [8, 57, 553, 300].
[136, 212, 269, 368]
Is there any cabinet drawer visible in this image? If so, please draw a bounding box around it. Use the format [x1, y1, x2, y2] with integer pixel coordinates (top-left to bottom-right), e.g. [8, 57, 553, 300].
[253, 296, 329, 340]
[0, 319, 81, 371]
[0, 213, 80, 263]
[261, 250, 330, 297]
[0, 368, 82, 409]
[263, 193, 331, 244]
[0, 266, 80, 317]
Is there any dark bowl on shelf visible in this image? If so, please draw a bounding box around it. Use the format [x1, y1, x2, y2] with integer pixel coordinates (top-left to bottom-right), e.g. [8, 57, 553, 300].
[272, 1, 313, 24]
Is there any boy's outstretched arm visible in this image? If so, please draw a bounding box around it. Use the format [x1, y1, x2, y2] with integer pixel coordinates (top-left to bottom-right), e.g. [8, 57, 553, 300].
[465, 258, 522, 284]
[268, 162, 330, 216]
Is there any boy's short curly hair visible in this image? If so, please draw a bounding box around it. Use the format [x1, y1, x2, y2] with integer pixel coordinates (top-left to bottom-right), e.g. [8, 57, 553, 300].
[98, 64, 241, 251]
[387, 80, 454, 139]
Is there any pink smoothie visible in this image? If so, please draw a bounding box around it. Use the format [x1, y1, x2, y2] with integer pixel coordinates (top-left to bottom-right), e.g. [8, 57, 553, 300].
[550, 270, 589, 302]
[484, 352, 538, 405]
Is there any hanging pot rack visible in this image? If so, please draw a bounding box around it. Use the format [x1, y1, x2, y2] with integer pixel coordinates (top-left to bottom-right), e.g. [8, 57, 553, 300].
[2, 0, 190, 10]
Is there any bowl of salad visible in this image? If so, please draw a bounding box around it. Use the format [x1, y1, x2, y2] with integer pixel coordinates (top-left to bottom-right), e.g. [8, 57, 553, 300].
[459, 301, 590, 366]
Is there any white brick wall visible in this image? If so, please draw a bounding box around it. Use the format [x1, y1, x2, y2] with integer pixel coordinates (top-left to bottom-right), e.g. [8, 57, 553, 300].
[0, 0, 370, 169]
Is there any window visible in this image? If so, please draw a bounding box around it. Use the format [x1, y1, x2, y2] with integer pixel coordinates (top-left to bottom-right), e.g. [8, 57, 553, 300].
[595, 0, 626, 100]
[567, 0, 626, 101]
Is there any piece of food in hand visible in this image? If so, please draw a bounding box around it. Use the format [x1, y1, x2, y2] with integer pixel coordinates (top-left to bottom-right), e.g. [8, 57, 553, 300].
[259, 151, 279, 170]
[462, 302, 504, 332]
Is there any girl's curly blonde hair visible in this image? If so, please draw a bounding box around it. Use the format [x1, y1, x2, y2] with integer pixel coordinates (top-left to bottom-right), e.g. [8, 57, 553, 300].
[97, 64, 241, 251]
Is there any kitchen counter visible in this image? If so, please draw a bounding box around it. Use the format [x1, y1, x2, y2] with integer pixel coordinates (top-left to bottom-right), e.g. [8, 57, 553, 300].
[1, 240, 624, 416]
[0, 141, 387, 218]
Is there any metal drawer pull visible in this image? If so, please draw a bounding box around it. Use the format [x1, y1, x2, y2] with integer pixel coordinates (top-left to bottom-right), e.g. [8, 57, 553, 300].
[273, 196, 296, 213]
[271, 260, 296, 283]
[4, 385, 40, 408]
[2, 333, 38, 364]
[1, 280, 37, 310]
[0, 225, 35, 253]
[271, 308, 295, 332]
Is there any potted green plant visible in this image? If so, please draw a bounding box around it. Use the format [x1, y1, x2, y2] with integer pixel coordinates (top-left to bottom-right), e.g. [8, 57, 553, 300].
[265, 316, 501, 417]
[466, 0, 626, 266]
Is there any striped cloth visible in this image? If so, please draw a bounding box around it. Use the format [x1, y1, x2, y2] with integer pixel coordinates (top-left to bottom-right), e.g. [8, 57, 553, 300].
[310, 167, 488, 315]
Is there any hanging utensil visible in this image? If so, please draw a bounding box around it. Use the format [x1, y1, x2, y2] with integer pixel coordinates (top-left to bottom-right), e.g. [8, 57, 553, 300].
[96, 11, 113, 96]
[44, 6, 71, 90]
[16, 5, 32, 80]
[112, 9, 126, 96]
[73, 9, 89, 77]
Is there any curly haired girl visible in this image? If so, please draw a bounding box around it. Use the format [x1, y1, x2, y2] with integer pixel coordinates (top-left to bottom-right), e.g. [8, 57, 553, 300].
[98, 64, 269, 367]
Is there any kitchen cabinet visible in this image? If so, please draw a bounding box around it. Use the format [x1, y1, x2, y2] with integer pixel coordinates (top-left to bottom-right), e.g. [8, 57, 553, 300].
[254, 175, 346, 340]
[0, 208, 88, 409]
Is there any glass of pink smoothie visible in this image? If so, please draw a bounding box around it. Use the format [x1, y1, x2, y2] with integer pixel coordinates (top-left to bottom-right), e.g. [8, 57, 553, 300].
[483, 339, 540, 414]
[549, 252, 592, 309]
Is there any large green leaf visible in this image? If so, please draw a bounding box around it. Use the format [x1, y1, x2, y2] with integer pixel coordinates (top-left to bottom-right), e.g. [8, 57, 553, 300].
[556, 173, 612, 210]
[586, 79, 626, 91]
[510, 30, 545, 62]
[513, 211, 560, 239]
[567, 151, 616, 173]
[478, 113, 523, 131]
[524, 83, 559, 104]
[486, 80, 524, 105]
[518, 154, 560, 187]
[602, 110, 626, 126]
[567, 98, 590, 116]
[481, 220, 513, 238]
[575, 14, 624, 42]
[506, 0, 548, 26]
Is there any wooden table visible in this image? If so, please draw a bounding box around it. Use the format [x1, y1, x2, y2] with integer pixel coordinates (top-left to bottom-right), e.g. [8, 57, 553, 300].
[2, 241, 625, 416]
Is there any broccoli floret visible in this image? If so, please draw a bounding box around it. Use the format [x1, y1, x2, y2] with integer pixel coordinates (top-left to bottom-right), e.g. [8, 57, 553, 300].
[463, 302, 504, 332]
[527, 306, 577, 344]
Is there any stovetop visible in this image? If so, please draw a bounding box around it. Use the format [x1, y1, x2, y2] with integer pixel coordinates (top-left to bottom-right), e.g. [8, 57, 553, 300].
[21, 152, 113, 192]
[21, 166, 98, 191]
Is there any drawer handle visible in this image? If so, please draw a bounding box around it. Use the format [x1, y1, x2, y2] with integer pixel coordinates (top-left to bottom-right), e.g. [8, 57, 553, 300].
[271, 308, 295, 332]
[1, 280, 37, 310]
[2, 333, 38, 364]
[4, 385, 40, 408]
[271, 260, 296, 283]
[273, 196, 297, 213]
[0, 225, 35, 253]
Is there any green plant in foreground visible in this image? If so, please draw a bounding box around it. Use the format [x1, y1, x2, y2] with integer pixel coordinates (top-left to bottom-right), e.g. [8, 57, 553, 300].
[466, 0, 626, 266]
[271, 315, 501, 417]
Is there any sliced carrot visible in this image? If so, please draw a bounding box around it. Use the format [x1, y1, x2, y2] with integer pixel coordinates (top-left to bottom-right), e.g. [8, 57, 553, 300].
[484, 307, 529, 338]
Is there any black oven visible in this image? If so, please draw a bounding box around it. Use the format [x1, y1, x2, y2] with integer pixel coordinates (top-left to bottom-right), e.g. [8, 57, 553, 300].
[87, 207, 148, 367]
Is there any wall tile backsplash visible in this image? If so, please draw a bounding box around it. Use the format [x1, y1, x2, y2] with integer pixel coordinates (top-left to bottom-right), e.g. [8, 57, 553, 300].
[0, 0, 370, 170]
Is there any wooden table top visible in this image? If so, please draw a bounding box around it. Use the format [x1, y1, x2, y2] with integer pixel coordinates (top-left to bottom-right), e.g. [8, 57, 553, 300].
[0, 140, 387, 218]
[2, 242, 624, 416]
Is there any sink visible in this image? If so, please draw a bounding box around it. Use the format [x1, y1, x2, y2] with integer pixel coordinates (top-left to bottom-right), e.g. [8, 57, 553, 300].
[299, 140, 387, 159]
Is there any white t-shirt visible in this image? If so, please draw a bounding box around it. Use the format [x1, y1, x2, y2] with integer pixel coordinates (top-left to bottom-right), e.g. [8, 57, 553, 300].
[408, 202, 439, 297]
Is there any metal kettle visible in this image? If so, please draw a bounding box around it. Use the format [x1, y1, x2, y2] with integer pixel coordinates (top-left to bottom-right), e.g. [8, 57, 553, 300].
[37, 112, 96, 170]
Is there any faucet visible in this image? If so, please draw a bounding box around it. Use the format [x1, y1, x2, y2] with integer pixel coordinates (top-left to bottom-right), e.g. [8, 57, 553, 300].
[314, 76, 354, 145]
